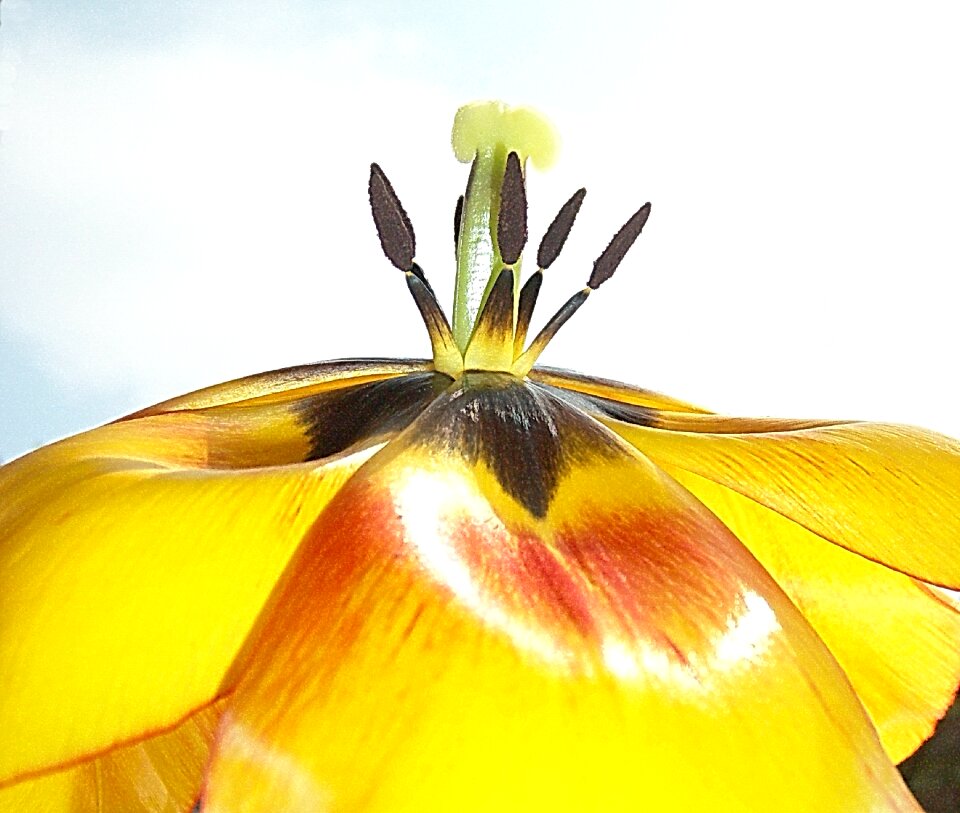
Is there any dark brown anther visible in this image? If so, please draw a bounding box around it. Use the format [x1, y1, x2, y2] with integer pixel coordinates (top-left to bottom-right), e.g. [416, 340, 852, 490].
[588, 202, 651, 289]
[537, 188, 586, 270]
[497, 151, 527, 265]
[369, 163, 416, 271]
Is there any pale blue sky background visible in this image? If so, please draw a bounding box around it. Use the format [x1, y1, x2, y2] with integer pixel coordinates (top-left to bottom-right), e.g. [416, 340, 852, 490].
[2, 0, 959, 461]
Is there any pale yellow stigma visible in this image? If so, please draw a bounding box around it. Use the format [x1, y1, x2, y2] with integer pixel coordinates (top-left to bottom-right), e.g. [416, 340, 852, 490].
[452, 101, 559, 170]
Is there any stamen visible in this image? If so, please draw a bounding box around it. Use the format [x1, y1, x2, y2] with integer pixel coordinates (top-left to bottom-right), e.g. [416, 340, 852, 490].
[588, 202, 651, 290]
[370, 105, 651, 382]
[513, 271, 543, 357]
[537, 188, 586, 271]
[410, 262, 436, 299]
[369, 163, 416, 272]
[512, 202, 652, 376]
[497, 151, 527, 265]
[512, 288, 591, 376]
[514, 188, 588, 355]
[368, 163, 462, 377]
[406, 272, 463, 377]
[464, 268, 516, 371]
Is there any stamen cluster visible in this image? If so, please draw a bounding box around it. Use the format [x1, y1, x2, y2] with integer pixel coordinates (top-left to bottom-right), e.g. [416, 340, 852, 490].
[369, 150, 651, 378]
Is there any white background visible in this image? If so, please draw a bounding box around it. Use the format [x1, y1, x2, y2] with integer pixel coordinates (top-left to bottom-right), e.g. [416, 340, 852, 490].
[2, 0, 959, 460]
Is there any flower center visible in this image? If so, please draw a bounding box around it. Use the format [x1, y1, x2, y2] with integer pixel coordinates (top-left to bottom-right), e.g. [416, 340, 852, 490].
[368, 101, 651, 380]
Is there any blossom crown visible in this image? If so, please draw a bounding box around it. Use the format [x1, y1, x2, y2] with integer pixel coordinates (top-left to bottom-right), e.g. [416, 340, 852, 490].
[368, 101, 651, 379]
[3, 99, 960, 813]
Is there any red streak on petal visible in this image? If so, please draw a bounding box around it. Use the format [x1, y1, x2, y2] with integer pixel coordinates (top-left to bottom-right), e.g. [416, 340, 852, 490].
[233, 451, 785, 731]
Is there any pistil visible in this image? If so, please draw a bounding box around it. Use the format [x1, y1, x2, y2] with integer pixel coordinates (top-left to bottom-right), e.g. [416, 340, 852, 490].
[451, 102, 558, 351]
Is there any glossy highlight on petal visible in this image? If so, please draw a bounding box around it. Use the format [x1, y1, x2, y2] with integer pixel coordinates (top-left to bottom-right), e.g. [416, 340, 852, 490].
[664, 466, 960, 764]
[203, 376, 921, 813]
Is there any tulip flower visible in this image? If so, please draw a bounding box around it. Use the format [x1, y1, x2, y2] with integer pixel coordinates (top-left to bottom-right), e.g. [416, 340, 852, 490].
[2, 100, 960, 813]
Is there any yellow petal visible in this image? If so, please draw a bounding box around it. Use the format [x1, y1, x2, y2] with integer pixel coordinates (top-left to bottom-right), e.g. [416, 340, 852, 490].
[664, 465, 960, 763]
[0, 701, 223, 813]
[602, 414, 960, 588]
[203, 374, 919, 813]
[0, 361, 447, 783]
[529, 365, 709, 413]
[129, 358, 429, 416]
[0, 437, 368, 784]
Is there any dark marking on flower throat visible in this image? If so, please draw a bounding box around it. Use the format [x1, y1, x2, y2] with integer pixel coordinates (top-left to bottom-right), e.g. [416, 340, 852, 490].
[295, 372, 451, 461]
[543, 384, 660, 427]
[412, 374, 621, 518]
